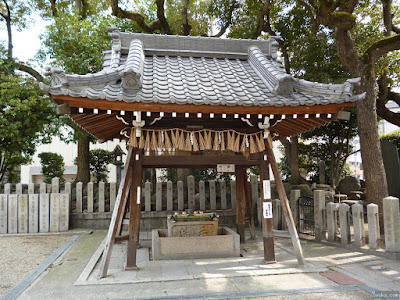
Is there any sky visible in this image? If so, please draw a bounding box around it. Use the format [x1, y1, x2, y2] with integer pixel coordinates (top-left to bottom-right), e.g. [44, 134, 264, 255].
[0, 18, 48, 62]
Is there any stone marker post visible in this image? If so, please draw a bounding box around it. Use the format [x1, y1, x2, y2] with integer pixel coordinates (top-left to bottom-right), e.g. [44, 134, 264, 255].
[326, 202, 339, 242]
[28, 194, 39, 233]
[272, 198, 281, 230]
[290, 190, 300, 228]
[18, 195, 28, 233]
[367, 204, 380, 250]
[339, 203, 350, 245]
[8, 195, 18, 234]
[16, 183, 22, 194]
[177, 181, 184, 211]
[51, 177, 60, 193]
[220, 179, 227, 210]
[209, 180, 216, 210]
[167, 181, 173, 211]
[0, 194, 8, 234]
[230, 181, 236, 210]
[156, 181, 162, 211]
[40, 183, 46, 194]
[4, 183, 11, 194]
[144, 181, 151, 212]
[76, 182, 83, 213]
[188, 175, 195, 210]
[352, 203, 365, 247]
[59, 193, 69, 232]
[87, 182, 94, 213]
[39, 194, 50, 232]
[314, 190, 326, 241]
[383, 196, 400, 252]
[50, 193, 60, 232]
[28, 183, 34, 195]
[199, 180, 206, 211]
[99, 181, 105, 213]
[110, 182, 116, 212]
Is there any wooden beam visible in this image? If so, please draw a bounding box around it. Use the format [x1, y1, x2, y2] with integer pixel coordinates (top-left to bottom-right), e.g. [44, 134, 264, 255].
[126, 150, 143, 270]
[259, 154, 276, 263]
[235, 167, 246, 243]
[265, 136, 305, 265]
[56, 103, 71, 115]
[142, 155, 260, 168]
[53, 94, 354, 115]
[98, 146, 135, 279]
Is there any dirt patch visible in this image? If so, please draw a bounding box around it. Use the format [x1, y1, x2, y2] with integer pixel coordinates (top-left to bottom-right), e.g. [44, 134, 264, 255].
[0, 235, 70, 297]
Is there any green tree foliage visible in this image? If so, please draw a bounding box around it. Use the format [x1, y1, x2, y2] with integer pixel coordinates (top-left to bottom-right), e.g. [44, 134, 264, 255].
[38, 152, 65, 183]
[88, 149, 114, 183]
[41, 12, 114, 75]
[0, 47, 57, 182]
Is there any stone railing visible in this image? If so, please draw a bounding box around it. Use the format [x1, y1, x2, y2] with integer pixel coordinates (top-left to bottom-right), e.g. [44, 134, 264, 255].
[286, 189, 400, 255]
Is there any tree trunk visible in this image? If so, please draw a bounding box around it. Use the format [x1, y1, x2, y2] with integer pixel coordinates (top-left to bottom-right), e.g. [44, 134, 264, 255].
[74, 133, 90, 184]
[290, 135, 301, 184]
[358, 67, 388, 211]
[335, 29, 388, 213]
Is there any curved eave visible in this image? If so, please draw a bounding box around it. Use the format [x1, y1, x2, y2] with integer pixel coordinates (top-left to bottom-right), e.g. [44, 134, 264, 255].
[52, 94, 355, 115]
[53, 94, 354, 142]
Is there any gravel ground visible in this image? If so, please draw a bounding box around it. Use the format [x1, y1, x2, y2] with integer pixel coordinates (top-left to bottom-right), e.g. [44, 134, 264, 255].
[0, 234, 71, 297]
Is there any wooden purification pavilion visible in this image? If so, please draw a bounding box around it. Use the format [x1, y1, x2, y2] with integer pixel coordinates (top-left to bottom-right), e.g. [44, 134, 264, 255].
[41, 28, 363, 278]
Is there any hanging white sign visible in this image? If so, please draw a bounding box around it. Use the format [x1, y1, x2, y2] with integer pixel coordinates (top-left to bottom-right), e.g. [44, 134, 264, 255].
[263, 202, 273, 219]
[263, 180, 271, 199]
[217, 164, 235, 173]
[137, 187, 141, 204]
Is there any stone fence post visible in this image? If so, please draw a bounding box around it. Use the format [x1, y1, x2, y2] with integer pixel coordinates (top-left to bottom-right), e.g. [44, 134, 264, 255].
[326, 202, 339, 242]
[314, 190, 326, 241]
[352, 203, 365, 247]
[383, 196, 400, 252]
[290, 190, 300, 228]
[339, 203, 350, 245]
[367, 204, 380, 250]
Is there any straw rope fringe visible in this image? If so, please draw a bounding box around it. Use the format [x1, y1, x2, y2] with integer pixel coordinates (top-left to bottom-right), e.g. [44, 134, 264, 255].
[128, 128, 266, 153]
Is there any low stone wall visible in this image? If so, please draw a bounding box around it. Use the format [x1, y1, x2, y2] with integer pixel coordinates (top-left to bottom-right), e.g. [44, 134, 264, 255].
[152, 227, 240, 260]
[70, 210, 236, 230]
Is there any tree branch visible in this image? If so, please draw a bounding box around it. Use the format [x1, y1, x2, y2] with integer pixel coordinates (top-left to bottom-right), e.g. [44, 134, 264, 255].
[253, 0, 272, 39]
[211, 1, 238, 38]
[362, 33, 400, 65]
[155, 0, 171, 34]
[16, 63, 44, 82]
[182, 0, 191, 36]
[296, 0, 318, 32]
[377, 73, 400, 126]
[50, 0, 57, 17]
[110, 0, 162, 33]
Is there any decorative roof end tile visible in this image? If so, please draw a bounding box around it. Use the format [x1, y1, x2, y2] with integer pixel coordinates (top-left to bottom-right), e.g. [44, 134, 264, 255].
[120, 39, 144, 91]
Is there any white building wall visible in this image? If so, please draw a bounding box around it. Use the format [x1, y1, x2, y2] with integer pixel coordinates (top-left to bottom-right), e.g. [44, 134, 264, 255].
[20, 137, 127, 184]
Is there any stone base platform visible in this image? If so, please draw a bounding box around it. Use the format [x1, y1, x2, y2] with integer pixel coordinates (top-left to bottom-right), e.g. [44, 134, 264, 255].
[75, 236, 326, 286]
[152, 227, 240, 260]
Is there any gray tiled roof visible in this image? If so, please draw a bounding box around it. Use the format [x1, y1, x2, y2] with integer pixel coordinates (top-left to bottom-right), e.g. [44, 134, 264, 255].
[40, 29, 364, 107]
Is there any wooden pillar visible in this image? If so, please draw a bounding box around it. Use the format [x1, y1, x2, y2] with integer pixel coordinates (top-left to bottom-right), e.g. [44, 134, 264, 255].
[259, 153, 276, 263]
[265, 136, 305, 265]
[126, 150, 143, 270]
[99, 146, 135, 278]
[235, 167, 246, 243]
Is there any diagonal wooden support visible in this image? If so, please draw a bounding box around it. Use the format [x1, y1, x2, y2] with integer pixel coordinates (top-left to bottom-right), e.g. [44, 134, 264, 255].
[264, 136, 305, 265]
[98, 146, 135, 279]
[125, 151, 143, 270]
